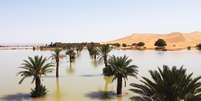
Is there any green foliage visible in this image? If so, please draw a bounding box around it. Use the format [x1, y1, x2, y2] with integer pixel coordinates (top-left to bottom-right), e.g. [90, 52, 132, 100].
[112, 43, 120, 47]
[103, 67, 113, 76]
[154, 39, 167, 49]
[87, 44, 99, 60]
[52, 48, 62, 63]
[75, 45, 84, 53]
[18, 56, 53, 98]
[130, 65, 201, 101]
[66, 49, 76, 62]
[107, 55, 138, 81]
[196, 44, 201, 50]
[97, 44, 113, 75]
[137, 42, 145, 47]
[122, 43, 127, 47]
[18, 56, 53, 84]
[187, 46, 191, 50]
[97, 44, 112, 65]
[107, 55, 138, 95]
[33, 47, 36, 51]
[53, 48, 62, 57]
[47, 42, 89, 49]
[185, 93, 201, 101]
[52, 48, 62, 77]
[132, 43, 137, 46]
[31, 85, 47, 97]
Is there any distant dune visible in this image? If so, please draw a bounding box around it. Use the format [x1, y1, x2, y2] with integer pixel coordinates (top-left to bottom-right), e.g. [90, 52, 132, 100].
[106, 32, 201, 50]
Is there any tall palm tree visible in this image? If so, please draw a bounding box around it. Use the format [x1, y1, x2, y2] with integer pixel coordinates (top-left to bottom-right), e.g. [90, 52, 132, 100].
[130, 65, 201, 101]
[18, 56, 53, 97]
[52, 48, 62, 78]
[107, 55, 138, 95]
[66, 48, 76, 63]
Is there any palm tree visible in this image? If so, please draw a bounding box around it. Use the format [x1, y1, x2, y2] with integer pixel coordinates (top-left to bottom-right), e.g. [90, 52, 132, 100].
[66, 48, 76, 63]
[98, 44, 112, 67]
[130, 65, 201, 101]
[87, 44, 99, 60]
[18, 56, 53, 97]
[107, 55, 138, 95]
[52, 48, 62, 78]
[75, 45, 84, 54]
[91, 47, 99, 60]
[97, 44, 113, 76]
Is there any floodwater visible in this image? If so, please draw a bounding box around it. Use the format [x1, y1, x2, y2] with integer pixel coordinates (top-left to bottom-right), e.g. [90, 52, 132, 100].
[0, 49, 201, 101]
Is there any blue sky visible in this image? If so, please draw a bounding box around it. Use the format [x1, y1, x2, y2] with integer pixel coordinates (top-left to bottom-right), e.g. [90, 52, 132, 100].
[0, 0, 201, 44]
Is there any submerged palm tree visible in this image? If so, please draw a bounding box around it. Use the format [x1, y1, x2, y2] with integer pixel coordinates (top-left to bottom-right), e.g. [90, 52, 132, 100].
[66, 48, 76, 63]
[75, 45, 84, 54]
[97, 44, 113, 76]
[87, 44, 99, 60]
[18, 56, 53, 97]
[107, 55, 138, 95]
[91, 47, 99, 60]
[98, 44, 112, 67]
[130, 65, 201, 101]
[52, 48, 62, 78]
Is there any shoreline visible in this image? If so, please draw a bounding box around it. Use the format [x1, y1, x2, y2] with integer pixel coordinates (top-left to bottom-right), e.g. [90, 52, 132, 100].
[112, 46, 196, 51]
[0, 46, 197, 51]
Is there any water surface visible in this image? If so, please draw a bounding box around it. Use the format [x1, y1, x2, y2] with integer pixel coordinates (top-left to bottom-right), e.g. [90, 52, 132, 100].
[0, 49, 201, 101]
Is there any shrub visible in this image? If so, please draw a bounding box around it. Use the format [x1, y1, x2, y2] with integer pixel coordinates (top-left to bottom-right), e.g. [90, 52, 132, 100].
[196, 44, 201, 50]
[187, 46, 191, 50]
[111, 43, 120, 47]
[103, 67, 113, 76]
[122, 43, 127, 47]
[154, 39, 167, 49]
[132, 43, 137, 46]
[136, 42, 145, 47]
[31, 85, 47, 98]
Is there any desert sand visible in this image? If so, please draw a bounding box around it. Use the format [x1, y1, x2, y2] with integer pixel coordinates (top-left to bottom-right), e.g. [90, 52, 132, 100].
[106, 32, 201, 50]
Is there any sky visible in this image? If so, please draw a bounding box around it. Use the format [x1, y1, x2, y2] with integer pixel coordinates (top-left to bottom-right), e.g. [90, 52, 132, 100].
[0, 0, 201, 44]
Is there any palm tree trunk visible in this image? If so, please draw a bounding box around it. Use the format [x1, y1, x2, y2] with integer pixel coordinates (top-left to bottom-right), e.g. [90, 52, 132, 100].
[76, 50, 79, 54]
[56, 59, 59, 78]
[35, 76, 41, 91]
[104, 56, 107, 67]
[70, 56, 72, 63]
[94, 55, 96, 60]
[117, 77, 122, 95]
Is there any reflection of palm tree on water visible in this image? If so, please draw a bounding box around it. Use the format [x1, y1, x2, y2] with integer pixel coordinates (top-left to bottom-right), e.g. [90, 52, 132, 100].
[91, 60, 98, 67]
[102, 77, 124, 101]
[103, 76, 113, 92]
[116, 96, 122, 101]
[54, 78, 61, 101]
[32, 97, 47, 101]
[33, 96, 48, 101]
[67, 63, 75, 74]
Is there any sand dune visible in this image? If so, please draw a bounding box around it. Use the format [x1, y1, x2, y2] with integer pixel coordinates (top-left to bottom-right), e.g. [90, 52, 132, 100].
[107, 32, 201, 50]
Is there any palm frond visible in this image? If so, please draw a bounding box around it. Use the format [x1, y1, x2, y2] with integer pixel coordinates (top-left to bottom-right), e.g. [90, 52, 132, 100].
[130, 65, 201, 101]
[18, 55, 53, 84]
